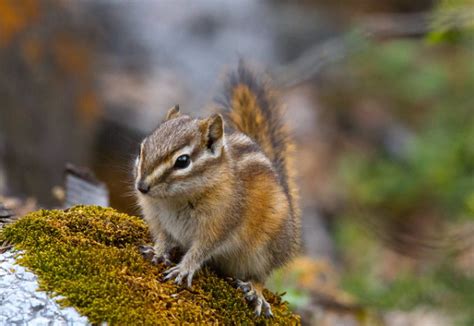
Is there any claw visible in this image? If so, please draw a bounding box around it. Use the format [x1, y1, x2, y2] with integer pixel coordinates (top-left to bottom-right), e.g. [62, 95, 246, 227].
[254, 297, 263, 316]
[163, 262, 197, 288]
[186, 271, 195, 288]
[139, 245, 155, 261]
[235, 279, 273, 318]
[164, 265, 179, 275]
[262, 299, 273, 318]
[175, 275, 183, 284]
[254, 296, 273, 318]
[163, 266, 180, 281]
[139, 245, 172, 266]
[164, 269, 179, 280]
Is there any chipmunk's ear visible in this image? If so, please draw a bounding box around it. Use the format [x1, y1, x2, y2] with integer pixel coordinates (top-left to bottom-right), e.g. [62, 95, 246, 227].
[165, 105, 181, 120]
[203, 114, 224, 155]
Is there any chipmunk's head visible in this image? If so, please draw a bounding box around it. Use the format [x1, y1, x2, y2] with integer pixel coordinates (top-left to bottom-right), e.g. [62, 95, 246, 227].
[134, 105, 226, 199]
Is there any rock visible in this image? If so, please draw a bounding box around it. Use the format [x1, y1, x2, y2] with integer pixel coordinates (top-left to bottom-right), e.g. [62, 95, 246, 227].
[0, 250, 88, 325]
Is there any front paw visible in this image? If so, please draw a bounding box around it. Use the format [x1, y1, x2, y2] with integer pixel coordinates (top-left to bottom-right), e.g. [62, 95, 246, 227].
[139, 245, 172, 266]
[163, 260, 199, 288]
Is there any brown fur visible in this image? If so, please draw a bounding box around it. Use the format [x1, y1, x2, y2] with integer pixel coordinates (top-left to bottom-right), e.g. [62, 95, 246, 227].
[135, 63, 300, 316]
[217, 63, 299, 219]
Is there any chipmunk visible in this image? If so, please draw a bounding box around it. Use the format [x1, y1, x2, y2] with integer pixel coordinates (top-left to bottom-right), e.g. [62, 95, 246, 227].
[135, 63, 300, 317]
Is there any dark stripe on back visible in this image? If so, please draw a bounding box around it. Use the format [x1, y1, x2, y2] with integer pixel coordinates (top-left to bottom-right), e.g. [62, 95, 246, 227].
[215, 62, 292, 201]
[231, 141, 260, 158]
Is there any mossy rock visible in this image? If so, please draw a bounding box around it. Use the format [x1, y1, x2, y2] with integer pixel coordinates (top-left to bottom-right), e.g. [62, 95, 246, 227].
[0, 206, 300, 325]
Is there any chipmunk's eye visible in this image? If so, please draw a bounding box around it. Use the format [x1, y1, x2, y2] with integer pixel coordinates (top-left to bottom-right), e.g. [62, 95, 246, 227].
[174, 154, 190, 169]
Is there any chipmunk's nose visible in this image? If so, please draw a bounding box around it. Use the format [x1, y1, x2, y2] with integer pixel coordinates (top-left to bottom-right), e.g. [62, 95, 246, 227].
[137, 181, 150, 194]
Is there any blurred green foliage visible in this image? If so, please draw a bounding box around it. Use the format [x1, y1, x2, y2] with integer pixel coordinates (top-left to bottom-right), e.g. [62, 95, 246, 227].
[267, 265, 312, 310]
[428, 0, 474, 45]
[330, 6, 474, 324]
[335, 221, 474, 325]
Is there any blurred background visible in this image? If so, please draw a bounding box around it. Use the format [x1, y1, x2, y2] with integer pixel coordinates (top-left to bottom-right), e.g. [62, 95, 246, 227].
[0, 0, 473, 325]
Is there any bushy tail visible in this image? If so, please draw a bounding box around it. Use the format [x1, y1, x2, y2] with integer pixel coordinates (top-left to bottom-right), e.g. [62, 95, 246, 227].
[216, 63, 297, 206]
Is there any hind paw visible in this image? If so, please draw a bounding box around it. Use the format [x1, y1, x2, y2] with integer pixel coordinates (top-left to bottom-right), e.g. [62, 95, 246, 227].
[236, 280, 273, 317]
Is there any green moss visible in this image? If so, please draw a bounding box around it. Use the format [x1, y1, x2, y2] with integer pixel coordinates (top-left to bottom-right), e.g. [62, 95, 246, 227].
[1, 206, 300, 325]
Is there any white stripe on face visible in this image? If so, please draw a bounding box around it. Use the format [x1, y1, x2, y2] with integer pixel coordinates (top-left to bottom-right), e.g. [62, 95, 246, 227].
[134, 156, 140, 177]
[145, 164, 167, 185]
[144, 145, 194, 184]
[136, 141, 145, 180]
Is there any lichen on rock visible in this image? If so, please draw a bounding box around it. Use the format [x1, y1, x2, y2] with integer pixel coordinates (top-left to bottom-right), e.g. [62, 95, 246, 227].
[0, 206, 300, 325]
